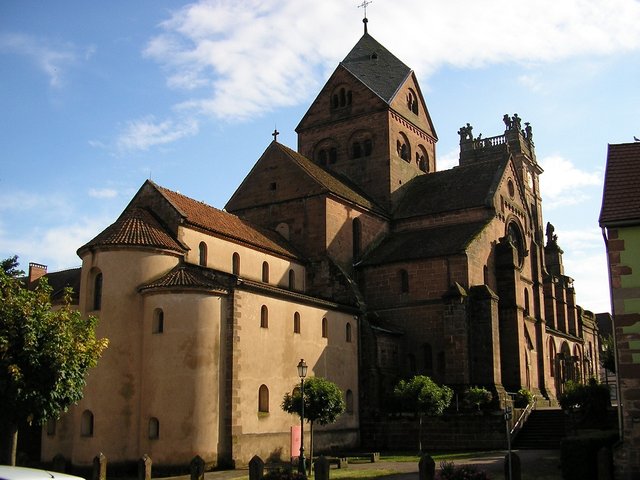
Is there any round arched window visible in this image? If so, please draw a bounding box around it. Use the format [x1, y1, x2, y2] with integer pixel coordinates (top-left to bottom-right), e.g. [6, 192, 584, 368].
[507, 222, 525, 267]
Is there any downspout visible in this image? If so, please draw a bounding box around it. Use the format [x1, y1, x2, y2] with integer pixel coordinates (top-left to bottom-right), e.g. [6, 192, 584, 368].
[601, 226, 624, 439]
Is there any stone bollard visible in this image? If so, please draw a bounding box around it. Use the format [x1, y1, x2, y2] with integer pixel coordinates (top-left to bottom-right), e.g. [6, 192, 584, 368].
[314, 456, 329, 480]
[52, 454, 67, 473]
[138, 454, 152, 480]
[418, 453, 435, 480]
[597, 446, 613, 480]
[190, 455, 205, 480]
[92, 453, 107, 480]
[248, 455, 264, 480]
[504, 452, 521, 480]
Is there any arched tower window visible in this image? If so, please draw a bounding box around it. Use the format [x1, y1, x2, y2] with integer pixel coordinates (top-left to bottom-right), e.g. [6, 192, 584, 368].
[289, 269, 296, 290]
[400, 269, 409, 293]
[199, 242, 207, 266]
[397, 133, 411, 161]
[148, 417, 160, 439]
[232, 253, 240, 275]
[416, 145, 429, 172]
[524, 289, 530, 317]
[293, 312, 301, 334]
[258, 385, 269, 413]
[93, 272, 103, 311]
[322, 317, 328, 338]
[260, 305, 268, 328]
[262, 261, 269, 283]
[407, 89, 419, 115]
[81, 410, 94, 437]
[152, 308, 164, 334]
[346, 322, 352, 342]
[507, 221, 525, 267]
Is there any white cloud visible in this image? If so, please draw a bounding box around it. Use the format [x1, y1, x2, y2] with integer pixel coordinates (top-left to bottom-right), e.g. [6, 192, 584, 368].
[88, 188, 118, 199]
[0, 33, 82, 88]
[437, 147, 460, 171]
[141, 0, 640, 125]
[116, 115, 199, 152]
[0, 215, 111, 271]
[539, 155, 602, 209]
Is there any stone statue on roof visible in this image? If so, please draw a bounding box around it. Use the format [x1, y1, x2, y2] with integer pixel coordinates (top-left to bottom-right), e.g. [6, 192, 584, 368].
[458, 123, 473, 142]
[546, 222, 558, 247]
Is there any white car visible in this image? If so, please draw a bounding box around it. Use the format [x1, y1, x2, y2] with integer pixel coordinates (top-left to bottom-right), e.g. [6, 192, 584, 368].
[0, 466, 84, 480]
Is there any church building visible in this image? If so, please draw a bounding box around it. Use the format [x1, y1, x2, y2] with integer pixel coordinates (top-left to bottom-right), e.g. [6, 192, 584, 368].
[41, 24, 599, 468]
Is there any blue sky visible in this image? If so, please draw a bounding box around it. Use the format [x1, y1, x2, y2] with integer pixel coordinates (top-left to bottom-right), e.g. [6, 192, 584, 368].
[2, 0, 640, 314]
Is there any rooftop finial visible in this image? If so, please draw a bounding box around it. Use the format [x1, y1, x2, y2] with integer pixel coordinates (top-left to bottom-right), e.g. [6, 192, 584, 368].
[358, 0, 372, 33]
[272, 127, 279, 142]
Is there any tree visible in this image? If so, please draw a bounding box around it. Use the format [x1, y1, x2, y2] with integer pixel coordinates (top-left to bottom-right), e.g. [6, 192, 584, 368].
[282, 376, 345, 470]
[464, 386, 492, 411]
[394, 375, 453, 453]
[0, 257, 108, 465]
[600, 334, 616, 374]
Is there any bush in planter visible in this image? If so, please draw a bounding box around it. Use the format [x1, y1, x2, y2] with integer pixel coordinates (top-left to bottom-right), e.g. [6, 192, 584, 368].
[514, 388, 533, 407]
[464, 386, 492, 411]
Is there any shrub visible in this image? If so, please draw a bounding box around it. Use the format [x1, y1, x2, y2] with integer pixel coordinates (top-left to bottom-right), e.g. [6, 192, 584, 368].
[264, 468, 306, 480]
[464, 386, 493, 411]
[438, 461, 491, 480]
[558, 378, 611, 426]
[514, 388, 533, 407]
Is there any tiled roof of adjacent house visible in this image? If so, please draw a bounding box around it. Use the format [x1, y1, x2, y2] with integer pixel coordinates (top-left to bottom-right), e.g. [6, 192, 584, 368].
[359, 220, 490, 266]
[45, 267, 82, 303]
[139, 263, 229, 292]
[276, 143, 386, 215]
[156, 184, 303, 259]
[79, 207, 185, 254]
[394, 158, 507, 219]
[341, 33, 411, 104]
[599, 142, 640, 226]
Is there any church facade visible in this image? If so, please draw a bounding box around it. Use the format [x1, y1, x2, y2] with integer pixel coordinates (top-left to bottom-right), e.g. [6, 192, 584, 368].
[41, 29, 599, 468]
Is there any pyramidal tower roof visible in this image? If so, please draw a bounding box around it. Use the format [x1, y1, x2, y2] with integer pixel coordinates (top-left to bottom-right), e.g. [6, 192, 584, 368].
[340, 32, 412, 103]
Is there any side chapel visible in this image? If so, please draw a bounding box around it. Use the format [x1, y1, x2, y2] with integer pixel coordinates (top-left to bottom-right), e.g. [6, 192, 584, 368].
[41, 24, 599, 468]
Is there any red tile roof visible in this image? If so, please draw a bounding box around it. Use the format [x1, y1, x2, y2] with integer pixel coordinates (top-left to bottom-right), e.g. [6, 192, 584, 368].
[139, 263, 229, 293]
[156, 184, 303, 260]
[79, 207, 185, 254]
[599, 142, 640, 226]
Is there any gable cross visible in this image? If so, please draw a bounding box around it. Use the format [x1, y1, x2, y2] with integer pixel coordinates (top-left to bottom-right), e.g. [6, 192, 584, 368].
[272, 128, 279, 142]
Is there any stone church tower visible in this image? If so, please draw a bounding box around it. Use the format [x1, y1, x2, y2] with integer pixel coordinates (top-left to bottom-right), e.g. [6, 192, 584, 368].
[40, 22, 600, 468]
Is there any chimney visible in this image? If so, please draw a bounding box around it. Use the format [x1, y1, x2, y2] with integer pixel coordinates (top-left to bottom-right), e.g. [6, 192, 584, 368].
[28, 262, 47, 286]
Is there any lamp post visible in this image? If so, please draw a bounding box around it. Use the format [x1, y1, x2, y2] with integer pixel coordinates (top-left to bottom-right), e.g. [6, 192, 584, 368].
[297, 359, 308, 477]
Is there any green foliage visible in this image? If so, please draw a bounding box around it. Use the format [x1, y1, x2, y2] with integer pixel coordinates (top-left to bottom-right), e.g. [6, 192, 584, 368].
[0, 257, 108, 462]
[263, 468, 306, 480]
[282, 376, 345, 426]
[600, 334, 616, 373]
[464, 386, 492, 411]
[514, 388, 533, 407]
[394, 375, 453, 417]
[438, 461, 490, 480]
[559, 379, 611, 427]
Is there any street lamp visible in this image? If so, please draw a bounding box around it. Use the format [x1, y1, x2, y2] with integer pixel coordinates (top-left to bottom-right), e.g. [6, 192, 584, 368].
[297, 359, 308, 477]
